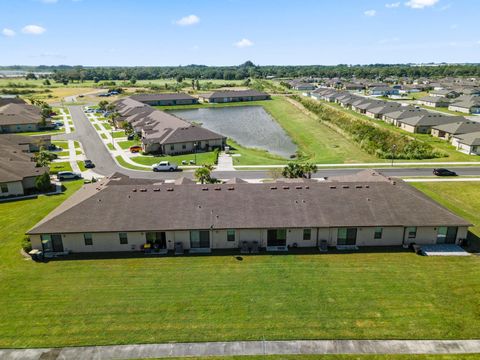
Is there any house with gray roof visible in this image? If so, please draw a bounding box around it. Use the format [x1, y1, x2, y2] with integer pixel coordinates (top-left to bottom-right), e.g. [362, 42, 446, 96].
[200, 90, 270, 103]
[382, 108, 429, 125]
[0, 103, 49, 133]
[417, 96, 450, 108]
[431, 121, 480, 141]
[396, 114, 465, 134]
[448, 96, 480, 114]
[26, 171, 470, 255]
[430, 89, 460, 98]
[451, 131, 480, 155]
[130, 93, 198, 106]
[365, 102, 402, 119]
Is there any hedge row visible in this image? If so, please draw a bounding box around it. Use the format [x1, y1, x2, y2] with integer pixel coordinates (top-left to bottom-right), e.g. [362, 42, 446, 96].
[294, 96, 445, 160]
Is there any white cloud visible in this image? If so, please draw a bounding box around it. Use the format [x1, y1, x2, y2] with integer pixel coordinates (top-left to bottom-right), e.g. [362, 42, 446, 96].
[21, 25, 46, 35]
[385, 2, 401, 8]
[364, 9, 377, 16]
[405, 0, 439, 9]
[175, 14, 200, 26]
[234, 38, 254, 48]
[2, 28, 16, 37]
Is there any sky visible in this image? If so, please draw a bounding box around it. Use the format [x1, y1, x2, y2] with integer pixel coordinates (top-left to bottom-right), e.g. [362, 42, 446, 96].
[0, 0, 479, 66]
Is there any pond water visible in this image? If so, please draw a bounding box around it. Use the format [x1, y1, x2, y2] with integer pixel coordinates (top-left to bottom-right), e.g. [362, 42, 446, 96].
[169, 106, 297, 158]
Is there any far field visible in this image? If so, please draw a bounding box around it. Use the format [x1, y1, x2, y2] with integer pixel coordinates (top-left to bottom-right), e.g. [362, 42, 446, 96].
[0, 181, 479, 348]
[147, 356, 480, 360]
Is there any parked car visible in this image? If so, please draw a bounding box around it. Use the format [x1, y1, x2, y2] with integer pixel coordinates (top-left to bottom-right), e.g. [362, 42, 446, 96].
[84, 160, 95, 169]
[53, 121, 64, 127]
[98, 93, 111, 97]
[127, 133, 135, 140]
[433, 168, 457, 176]
[129, 145, 142, 153]
[57, 171, 82, 181]
[79, 94, 84, 98]
[152, 161, 178, 172]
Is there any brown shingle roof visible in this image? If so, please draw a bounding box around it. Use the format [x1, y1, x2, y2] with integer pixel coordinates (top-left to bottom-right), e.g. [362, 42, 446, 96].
[130, 93, 197, 102]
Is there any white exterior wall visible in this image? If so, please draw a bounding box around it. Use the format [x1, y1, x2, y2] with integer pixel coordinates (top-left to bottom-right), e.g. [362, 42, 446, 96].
[0, 123, 40, 133]
[29, 226, 471, 253]
[0, 181, 24, 197]
[399, 123, 417, 133]
[448, 105, 470, 114]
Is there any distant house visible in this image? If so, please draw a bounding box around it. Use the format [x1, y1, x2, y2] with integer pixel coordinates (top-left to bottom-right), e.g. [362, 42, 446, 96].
[200, 90, 270, 103]
[365, 103, 402, 119]
[130, 93, 198, 106]
[448, 97, 480, 114]
[382, 108, 428, 125]
[430, 89, 460, 98]
[343, 83, 365, 91]
[0, 133, 51, 152]
[431, 121, 480, 141]
[396, 114, 463, 134]
[0, 97, 26, 107]
[417, 96, 450, 108]
[461, 88, 480, 96]
[451, 131, 480, 155]
[0, 134, 49, 198]
[114, 97, 226, 155]
[0, 103, 49, 133]
[369, 87, 399, 96]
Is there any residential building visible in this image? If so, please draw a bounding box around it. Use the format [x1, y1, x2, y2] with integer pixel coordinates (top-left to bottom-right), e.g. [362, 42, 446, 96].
[369, 87, 399, 96]
[0, 103, 49, 133]
[451, 132, 480, 155]
[417, 96, 450, 108]
[396, 114, 464, 134]
[27, 171, 470, 254]
[430, 89, 460, 98]
[0, 97, 26, 107]
[382, 108, 429, 125]
[448, 97, 480, 114]
[199, 90, 270, 103]
[431, 121, 480, 141]
[130, 93, 198, 106]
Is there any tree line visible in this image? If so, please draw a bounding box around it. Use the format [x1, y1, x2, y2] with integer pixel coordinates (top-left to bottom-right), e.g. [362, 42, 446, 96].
[3, 62, 480, 83]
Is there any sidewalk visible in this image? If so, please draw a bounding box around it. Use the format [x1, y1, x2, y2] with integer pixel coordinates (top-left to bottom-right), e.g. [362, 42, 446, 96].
[235, 161, 480, 169]
[2, 339, 480, 360]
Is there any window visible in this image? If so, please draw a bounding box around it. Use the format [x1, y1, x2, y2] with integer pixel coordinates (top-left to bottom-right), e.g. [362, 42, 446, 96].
[227, 229, 235, 242]
[303, 228, 311, 240]
[374, 227, 383, 239]
[170, 145, 175, 151]
[0, 184, 8, 193]
[84, 233, 93, 246]
[190, 230, 210, 248]
[407, 227, 417, 239]
[182, 144, 186, 150]
[437, 226, 457, 244]
[119, 232, 128, 244]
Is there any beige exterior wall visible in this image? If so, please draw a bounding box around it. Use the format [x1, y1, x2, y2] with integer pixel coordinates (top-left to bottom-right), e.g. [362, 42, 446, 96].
[0, 123, 40, 133]
[29, 226, 470, 253]
[448, 105, 470, 114]
[399, 123, 417, 133]
[0, 181, 24, 197]
[452, 138, 479, 155]
[164, 138, 224, 155]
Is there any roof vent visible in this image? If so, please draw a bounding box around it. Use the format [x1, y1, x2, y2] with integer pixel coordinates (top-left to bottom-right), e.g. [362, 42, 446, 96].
[153, 188, 160, 192]
[166, 188, 174, 192]
[132, 189, 137, 192]
[283, 186, 290, 190]
[270, 186, 277, 190]
[228, 187, 234, 190]
[202, 188, 208, 191]
[305, 186, 309, 189]
[140, 188, 147, 192]
[355, 185, 362, 189]
[214, 187, 221, 191]
[295, 186, 302, 189]
[342, 185, 349, 189]
[330, 186, 336, 189]
[365, 185, 370, 188]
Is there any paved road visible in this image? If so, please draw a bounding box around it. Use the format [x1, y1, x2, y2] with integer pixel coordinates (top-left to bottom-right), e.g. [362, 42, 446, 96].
[56, 106, 480, 181]
[2, 339, 480, 359]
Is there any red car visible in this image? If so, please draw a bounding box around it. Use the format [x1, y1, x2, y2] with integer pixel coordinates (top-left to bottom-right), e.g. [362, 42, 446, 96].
[129, 145, 142, 153]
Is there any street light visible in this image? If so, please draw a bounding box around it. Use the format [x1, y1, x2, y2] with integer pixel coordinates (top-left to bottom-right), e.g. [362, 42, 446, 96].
[194, 142, 197, 164]
[391, 144, 397, 167]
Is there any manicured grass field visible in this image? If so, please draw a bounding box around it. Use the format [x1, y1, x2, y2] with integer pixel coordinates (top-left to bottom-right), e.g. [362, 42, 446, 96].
[52, 140, 68, 149]
[0, 179, 480, 348]
[76, 161, 87, 172]
[149, 356, 480, 360]
[20, 129, 65, 136]
[112, 130, 126, 138]
[100, 133, 108, 140]
[228, 139, 287, 165]
[94, 123, 101, 131]
[118, 140, 141, 150]
[107, 143, 115, 151]
[131, 151, 216, 166]
[48, 161, 72, 174]
[115, 155, 149, 170]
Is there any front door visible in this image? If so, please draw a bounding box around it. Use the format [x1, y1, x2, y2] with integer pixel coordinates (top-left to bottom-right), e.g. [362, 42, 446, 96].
[337, 228, 357, 246]
[437, 227, 458, 244]
[51, 234, 64, 252]
[267, 229, 287, 247]
[190, 230, 210, 249]
[146, 232, 167, 249]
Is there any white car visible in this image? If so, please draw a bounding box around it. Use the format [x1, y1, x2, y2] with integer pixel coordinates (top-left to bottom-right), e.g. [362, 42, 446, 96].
[152, 161, 178, 172]
[57, 171, 82, 181]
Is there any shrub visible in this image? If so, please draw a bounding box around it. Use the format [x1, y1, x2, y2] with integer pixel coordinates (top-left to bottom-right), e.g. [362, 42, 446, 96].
[35, 172, 52, 192]
[22, 236, 32, 253]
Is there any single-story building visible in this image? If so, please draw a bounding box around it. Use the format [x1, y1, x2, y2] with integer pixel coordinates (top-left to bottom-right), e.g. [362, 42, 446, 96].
[382, 108, 429, 125]
[0, 97, 26, 107]
[451, 131, 480, 155]
[431, 121, 480, 141]
[0, 157, 48, 198]
[417, 96, 450, 108]
[27, 171, 471, 254]
[200, 90, 270, 103]
[430, 89, 460, 98]
[396, 115, 464, 134]
[448, 98, 480, 114]
[369, 87, 399, 96]
[365, 103, 402, 119]
[0, 103, 49, 133]
[130, 93, 198, 106]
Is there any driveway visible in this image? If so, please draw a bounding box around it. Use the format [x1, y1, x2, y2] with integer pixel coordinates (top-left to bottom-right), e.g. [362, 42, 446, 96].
[54, 106, 480, 181]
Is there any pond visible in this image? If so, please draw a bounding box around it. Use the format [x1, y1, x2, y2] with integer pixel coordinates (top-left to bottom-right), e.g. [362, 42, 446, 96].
[169, 106, 297, 158]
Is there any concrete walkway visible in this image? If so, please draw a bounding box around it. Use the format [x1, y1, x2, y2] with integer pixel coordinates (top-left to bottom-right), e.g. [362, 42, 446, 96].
[1, 340, 480, 359]
[216, 151, 235, 171]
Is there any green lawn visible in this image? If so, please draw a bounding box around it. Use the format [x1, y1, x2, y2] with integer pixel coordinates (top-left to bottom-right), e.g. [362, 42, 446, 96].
[107, 143, 115, 151]
[412, 182, 480, 249]
[100, 133, 107, 140]
[54, 150, 70, 157]
[52, 140, 68, 149]
[1, 177, 480, 348]
[112, 130, 126, 138]
[131, 151, 216, 166]
[103, 122, 112, 130]
[76, 161, 87, 172]
[118, 139, 141, 150]
[48, 161, 72, 174]
[115, 155, 149, 170]
[20, 129, 65, 136]
[147, 356, 480, 360]
[93, 123, 101, 131]
[228, 139, 287, 165]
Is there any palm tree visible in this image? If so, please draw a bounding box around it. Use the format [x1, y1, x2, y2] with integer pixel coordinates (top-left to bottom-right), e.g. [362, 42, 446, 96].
[302, 162, 318, 179]
[282, 163, 303, 178]
[194, 164, 219, 184]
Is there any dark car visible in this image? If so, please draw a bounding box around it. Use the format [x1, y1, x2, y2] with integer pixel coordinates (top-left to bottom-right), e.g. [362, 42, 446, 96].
[84, 160, 95, 169]
[433, 168, 457, 176]
[127, 133, 135, 140]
